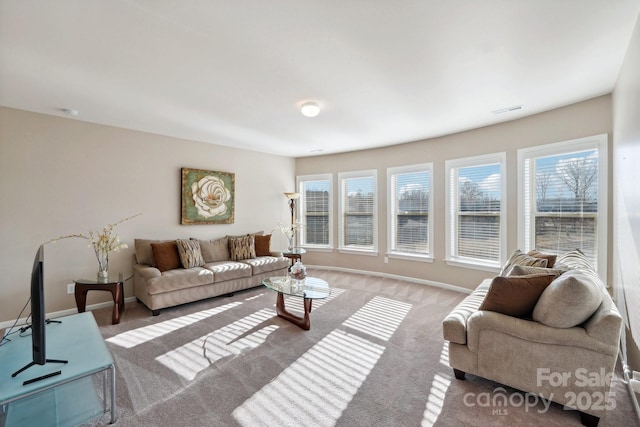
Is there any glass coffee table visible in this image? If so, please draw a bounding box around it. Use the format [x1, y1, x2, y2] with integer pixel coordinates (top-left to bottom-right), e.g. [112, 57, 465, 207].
[262, 277, 330, 330]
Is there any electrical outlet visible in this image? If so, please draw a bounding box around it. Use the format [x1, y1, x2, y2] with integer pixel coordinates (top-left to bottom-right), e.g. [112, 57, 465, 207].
[384, 256, 389, 264]
[67, 283, 75, 294]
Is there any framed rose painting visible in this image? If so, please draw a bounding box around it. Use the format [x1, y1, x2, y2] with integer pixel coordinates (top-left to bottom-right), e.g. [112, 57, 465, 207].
[181, 168, 235, 224]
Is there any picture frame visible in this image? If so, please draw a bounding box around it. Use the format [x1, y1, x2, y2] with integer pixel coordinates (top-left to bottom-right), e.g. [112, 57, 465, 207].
[181, 167, 235, 224]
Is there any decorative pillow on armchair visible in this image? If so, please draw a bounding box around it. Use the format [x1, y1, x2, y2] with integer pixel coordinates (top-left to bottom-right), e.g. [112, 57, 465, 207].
[500, 249, 548, 276]
[527, 249, 557, 268]
[479, 274, 558, 318]
[532, 270, 603, 328]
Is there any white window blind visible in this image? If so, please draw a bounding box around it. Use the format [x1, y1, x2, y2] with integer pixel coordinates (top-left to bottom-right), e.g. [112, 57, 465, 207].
[447, 153, 505, 267]
[388, 165, 432, 256]
[339, 171, 377, 252]
[519, 135, 607, 275]
[299, 177, 331, 247]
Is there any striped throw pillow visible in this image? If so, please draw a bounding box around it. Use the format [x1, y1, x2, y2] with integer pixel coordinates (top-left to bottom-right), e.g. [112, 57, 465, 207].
[176, 239, 205, 268]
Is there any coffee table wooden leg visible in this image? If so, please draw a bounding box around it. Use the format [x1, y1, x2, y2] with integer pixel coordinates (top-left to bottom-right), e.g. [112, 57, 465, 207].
[275, 292, 311, 330]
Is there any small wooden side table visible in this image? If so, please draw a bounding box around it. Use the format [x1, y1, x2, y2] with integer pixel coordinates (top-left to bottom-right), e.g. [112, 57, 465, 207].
[282, 247, 306, 267]
[74, 276, 125, 325]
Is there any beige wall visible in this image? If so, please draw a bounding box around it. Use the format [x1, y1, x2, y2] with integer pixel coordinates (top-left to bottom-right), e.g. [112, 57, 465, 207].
[0, 107, 295, 323]
[612, 15, 640, 370]
[296, 95, 613, 291]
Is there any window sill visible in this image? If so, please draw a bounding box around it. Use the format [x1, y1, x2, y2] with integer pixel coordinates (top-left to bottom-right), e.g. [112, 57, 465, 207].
[387, 253, 434, 263]
[300, 246, 334, 253]
[338, 248, 378, 257]
[444, 258, 501, 273]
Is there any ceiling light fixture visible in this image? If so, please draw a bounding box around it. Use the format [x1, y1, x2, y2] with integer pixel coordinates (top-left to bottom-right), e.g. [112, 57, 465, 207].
[491, 105, 523, 115]
[300, 101, 320, 117]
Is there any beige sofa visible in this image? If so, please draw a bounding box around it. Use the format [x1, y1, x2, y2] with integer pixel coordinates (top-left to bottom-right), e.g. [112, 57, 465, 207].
[443, 250, 622, 427]
[133, 235, 289, 315]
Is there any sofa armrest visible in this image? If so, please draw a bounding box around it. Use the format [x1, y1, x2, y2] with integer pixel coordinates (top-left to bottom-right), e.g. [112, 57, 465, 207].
[584, 293, 623, 347]
[133, 263, 161, 281]
[442, 279, 491, 344]
[466, 310, 618, 357]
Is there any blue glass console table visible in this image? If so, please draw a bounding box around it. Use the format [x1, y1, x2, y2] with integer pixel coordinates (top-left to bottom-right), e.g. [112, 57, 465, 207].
[0, 312, 116, 426]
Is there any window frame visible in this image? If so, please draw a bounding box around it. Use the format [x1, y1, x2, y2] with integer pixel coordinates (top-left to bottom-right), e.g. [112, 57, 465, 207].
[387, 163, 434, 262]
[296, 174, 333, 250]
[445, 152, 507, 271]
[517, 134, 608, 278]
[338, 169, 378, 255]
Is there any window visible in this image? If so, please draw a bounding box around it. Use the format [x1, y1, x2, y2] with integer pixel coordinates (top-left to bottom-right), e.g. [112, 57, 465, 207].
[446, 153, 506, 269]
[387, 164, 433, 259]
[518, 134, 607, 277]
[339, 170, 377, 253]
[297, 174, 332, 248]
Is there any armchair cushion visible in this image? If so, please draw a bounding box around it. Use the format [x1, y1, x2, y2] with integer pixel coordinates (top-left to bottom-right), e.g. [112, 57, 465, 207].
[527, 249, 557, 268]
[533, 270, 603, 328]
[479, 274, 557, 318]
[500, 249, 548, 275]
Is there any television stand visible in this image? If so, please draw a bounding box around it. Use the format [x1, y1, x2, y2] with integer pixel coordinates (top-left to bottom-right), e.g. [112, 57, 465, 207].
[10, 358, 68, 378]
[10, 318, 68, 378]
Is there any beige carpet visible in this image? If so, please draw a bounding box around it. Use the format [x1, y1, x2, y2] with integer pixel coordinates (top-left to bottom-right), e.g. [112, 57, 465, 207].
[87, 269, 638, 426]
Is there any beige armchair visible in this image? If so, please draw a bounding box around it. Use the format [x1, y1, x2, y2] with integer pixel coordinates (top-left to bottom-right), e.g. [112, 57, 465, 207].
[443, 251, 623, 427]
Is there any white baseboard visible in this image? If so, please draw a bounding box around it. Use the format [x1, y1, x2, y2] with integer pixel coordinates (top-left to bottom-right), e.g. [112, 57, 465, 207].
[306, 264, 473, 295]
[0, 297, 137, 331]
[3, 268, 470, 331]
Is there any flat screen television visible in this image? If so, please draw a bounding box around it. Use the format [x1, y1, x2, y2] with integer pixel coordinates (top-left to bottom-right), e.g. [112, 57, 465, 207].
[11, 245, 67, 379]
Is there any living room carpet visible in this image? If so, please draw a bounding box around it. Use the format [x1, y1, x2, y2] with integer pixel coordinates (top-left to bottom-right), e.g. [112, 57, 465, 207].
[87, 269, 638, 426]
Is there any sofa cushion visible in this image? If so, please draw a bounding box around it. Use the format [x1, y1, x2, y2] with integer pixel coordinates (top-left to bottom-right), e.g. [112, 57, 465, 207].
[151, 241, 181, 272]
[254, 234, 272, 257]
[229, 235, 256, 261]
[479, 274, 557, 318]
[240, 256, 289, 275]
[527, 249, 557, 268]
[146, 267, 214, 295]
[533, 270, 604, 328]
[205, 261, 253, 282]
[198, 237, 230, 263]
[500, 249, 548, 275]
[176, 239, 206, 268]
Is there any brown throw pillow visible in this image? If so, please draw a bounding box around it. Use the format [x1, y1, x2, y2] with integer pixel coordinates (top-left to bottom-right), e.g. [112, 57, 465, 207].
[479, 274, 558, 318]
[527, 249, 557, 268]
[229, 235, 256, 261]
[254, 234, 272, 257]
[151, 241, 181, 272]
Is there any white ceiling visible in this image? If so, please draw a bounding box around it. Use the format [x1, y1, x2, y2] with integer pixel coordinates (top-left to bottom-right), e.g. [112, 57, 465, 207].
[1, 1, 639, 158]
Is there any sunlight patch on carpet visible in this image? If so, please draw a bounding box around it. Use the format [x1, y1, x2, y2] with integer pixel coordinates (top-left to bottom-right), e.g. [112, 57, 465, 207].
[421, 372, 451, 426]
[232, 295, 412, 426]
[232, 330, 384, 427]
[281, 287, 345, 313]
[155, 308, 278, 380]
[106, 301, 243, 348]
[439, 341, 449, 367]
[343, 296, 412, 341]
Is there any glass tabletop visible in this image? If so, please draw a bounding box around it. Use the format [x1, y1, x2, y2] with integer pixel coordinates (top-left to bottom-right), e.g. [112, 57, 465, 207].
[263, 276, 330, 299]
